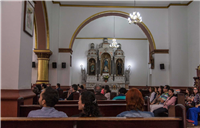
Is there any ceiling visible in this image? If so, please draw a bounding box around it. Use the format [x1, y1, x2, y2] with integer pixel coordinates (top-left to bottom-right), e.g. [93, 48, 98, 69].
[55, 1, 191, 7]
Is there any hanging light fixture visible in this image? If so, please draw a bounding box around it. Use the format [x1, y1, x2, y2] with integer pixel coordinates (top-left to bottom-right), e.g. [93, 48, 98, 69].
[110, 16, 119, 48]
[128, 0, 142, 24]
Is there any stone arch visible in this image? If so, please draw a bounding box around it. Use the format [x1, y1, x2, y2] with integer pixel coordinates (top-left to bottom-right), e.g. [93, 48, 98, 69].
[69, 10, 156, 52]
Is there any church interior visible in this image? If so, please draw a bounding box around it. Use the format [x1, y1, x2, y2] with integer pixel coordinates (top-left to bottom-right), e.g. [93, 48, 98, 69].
[2, 1, 200, 127]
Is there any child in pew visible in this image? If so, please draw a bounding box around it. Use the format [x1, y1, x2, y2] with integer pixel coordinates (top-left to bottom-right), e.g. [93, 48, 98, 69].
[72, 91, 101, 117]
[117, 88, 154, 117]
[28, 87, 68, 117]
[151, 86, 164, 105]
[112, 87, 127, 100]
[153, 89, 177, 117]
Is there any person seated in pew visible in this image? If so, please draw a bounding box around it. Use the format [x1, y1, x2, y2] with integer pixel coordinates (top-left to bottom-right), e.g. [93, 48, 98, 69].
[104, 85, 111, 100]
[101, 86, 105, 95]
[149, 87, 156, 103]
[94, 85, 107, 100]
[185, 87, 194, 111]
[187, 87, 200, 126]
[28, 87, 68, 117]
[41, 83, 47, 92]
[73, 91, 101, 117]
[150, 85, 170, 112]
[56, 83, 62, 91]
[117, 88, 154, 117]
[78, 85, 86, 93]
[65, 84, 78, 100]
[153, 89, 177, 117]
[151, 86, 164, 105]
[112, 88, 127, 100]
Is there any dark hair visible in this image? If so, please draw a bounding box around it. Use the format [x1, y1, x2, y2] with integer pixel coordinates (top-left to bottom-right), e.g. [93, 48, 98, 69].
[150, 87, 155, 92]
[42, 83, 47, 89]
[168, 89, 175, 100]
[186, 88, 193, 96]
[165, 85, 170, 91]
[105, 85, 111, 93]
[119, 88, 127, 94]
[81, 91, 101, 117]
[80, 85, 84, 89]
[36, 85, 42, 92]
[57, 83, 60, 88]
[126, 88, 144, 111]
[72, 84, 78, 91]
[42, 87, 59, 107]
[159, 86, 164, 95]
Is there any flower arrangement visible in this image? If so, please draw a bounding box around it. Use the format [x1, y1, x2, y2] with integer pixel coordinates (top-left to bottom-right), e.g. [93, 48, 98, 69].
[103, 75, 109, 82]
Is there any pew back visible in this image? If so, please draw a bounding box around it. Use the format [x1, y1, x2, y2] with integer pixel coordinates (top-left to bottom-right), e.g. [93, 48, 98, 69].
[2, 104, 186, 128]
[19, 104, 149, 117]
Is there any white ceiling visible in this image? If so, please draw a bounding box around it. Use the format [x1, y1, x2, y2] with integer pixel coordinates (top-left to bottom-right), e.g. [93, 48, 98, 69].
[57, 1, 190, 7]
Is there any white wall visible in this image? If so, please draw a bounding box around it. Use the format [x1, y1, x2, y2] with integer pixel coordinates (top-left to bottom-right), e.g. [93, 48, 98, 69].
[151, 54, 170, 86]
[46, 1, 60, 85]
[0, 0, 2, 89]
[59, 7, 168, 49]
[168, 6, 188, 86]
[188, 2, 200, 86]
[44, 3, 200, 87]
[2, 1, 33, 89]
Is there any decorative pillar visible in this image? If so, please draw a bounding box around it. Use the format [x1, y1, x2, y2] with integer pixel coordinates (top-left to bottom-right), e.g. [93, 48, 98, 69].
[34, 50, 52, 84]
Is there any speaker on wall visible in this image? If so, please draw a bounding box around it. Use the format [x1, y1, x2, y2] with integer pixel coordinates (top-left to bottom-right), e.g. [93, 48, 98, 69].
[160, 64, 165, 70]
[32, 62, 36, 68]
[62, 62, 66, 68]
[52, 62, 57, 68]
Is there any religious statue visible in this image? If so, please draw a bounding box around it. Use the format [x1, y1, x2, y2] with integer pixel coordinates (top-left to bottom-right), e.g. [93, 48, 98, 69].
[90, 60, 95, 75]
[117, 59, 122, 76]
[103, 55, 109, 72]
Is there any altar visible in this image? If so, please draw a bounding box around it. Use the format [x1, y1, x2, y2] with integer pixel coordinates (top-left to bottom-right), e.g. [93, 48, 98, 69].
[81, 38, 130, 92]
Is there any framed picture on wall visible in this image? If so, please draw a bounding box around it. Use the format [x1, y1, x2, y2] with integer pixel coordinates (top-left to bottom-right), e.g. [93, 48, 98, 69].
[23, 1, 34, 37]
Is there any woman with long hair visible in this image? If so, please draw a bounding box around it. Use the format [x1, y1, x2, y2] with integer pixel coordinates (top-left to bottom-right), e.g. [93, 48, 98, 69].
[151, 86, 164, 105]
[149, 87, 156, 103]
[104, 85, 111, 100]
[77, 91, 101, 117]
[185, 88, 194, 110]
[153, 89, 177, 117]
[117, 88, 154, 117]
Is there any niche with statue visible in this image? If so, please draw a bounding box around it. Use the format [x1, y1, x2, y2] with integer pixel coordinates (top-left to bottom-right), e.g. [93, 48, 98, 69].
[81, 38, 129, 92]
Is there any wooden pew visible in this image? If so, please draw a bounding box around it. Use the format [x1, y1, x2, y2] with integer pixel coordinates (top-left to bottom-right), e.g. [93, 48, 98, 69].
[57, 100, 126, 104]
[19, 104, 149, 117]
[2, 104, 186, 128]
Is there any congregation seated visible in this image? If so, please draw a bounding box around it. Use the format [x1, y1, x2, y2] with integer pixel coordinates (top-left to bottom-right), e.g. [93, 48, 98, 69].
[112, 87, 127, 100]
[56, 83, 62, 91]
[150, 86, 164, 105]
[41, 83, 47, 92]
[187, 87, 200, 126]
[28, 87, 67, 117]
[101, 86, 105, 95]
[185, 87, 194, 111]
[72, 91, 101, 117]
[65, 84, 78, 100]
[94, 85, 107, 100]
[153, 89, 177, 117]
[150, 85, 170, 112]
[104, 85, 111, 100]
[117, 88, 154, 117]
[78, 85, 87, 93]
[149, 87, 156, 103]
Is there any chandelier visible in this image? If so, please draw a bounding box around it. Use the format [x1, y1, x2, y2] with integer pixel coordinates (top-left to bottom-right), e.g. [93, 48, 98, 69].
[110, 17, 119, 48]
[128, 1, 142, 24]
